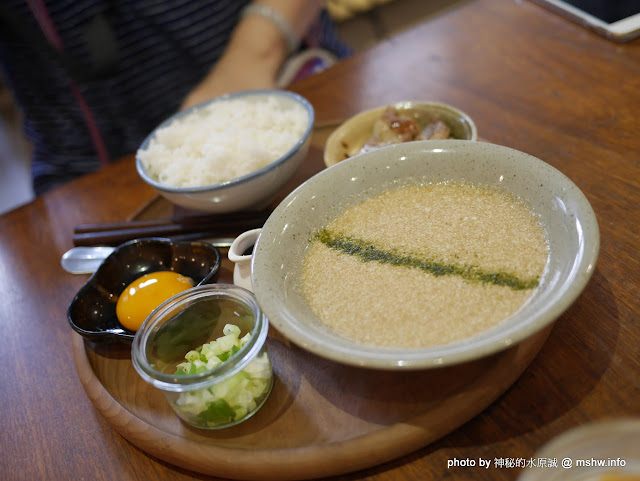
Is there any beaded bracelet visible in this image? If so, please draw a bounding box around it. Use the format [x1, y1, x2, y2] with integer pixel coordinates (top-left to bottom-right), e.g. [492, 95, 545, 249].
[241, 4, 301, 54]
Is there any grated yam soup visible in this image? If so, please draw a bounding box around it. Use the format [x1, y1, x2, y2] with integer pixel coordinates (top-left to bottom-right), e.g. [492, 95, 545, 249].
[301, 181, 549, 349]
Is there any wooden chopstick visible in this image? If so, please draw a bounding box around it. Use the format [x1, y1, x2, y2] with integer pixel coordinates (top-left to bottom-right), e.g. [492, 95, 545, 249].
[74, 210, 270, 233]
[72, 210, 270, 246]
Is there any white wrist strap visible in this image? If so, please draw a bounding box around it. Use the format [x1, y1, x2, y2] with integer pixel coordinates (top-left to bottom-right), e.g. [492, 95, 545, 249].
[242, 4, 301, 54]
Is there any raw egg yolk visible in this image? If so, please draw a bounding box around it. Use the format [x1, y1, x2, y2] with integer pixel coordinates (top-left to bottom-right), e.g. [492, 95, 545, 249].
[116, 271, 194, 331]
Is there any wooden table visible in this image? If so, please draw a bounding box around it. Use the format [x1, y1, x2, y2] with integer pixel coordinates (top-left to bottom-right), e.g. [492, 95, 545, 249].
[1, 1, 638, 479]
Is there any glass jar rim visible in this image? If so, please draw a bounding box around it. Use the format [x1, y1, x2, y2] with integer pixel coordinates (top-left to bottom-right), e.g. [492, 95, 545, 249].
[131, 284, 268, 392]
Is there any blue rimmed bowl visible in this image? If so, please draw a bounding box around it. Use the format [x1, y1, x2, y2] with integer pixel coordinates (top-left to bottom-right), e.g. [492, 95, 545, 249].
[136, 89, 314, 213]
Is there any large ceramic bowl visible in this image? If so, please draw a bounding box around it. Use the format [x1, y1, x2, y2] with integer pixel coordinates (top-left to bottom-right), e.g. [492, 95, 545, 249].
[136, 90, 314, 213]
[324, 101, 477, 168]
[251, 140, 599, 370]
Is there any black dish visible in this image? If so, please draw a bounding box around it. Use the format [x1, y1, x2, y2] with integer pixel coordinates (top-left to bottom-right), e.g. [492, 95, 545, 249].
[67, 238, 221, 343]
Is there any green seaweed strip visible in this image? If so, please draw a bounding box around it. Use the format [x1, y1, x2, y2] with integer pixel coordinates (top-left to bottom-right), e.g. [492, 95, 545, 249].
[314, 229, 539, 291]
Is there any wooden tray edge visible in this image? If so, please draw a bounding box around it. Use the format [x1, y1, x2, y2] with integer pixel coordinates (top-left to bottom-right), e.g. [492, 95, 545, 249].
[72, 325, 552, 480]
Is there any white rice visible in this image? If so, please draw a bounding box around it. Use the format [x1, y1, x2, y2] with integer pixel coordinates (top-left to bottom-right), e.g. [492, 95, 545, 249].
[137, 95, 309, 188]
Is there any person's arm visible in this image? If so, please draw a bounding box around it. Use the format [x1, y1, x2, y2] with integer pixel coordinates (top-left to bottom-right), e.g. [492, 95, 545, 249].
[181, 0, 326, 109]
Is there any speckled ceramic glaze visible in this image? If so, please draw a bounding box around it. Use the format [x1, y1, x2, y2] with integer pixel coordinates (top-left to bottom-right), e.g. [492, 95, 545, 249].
[68, 238, 221, 343]
[324, 101, 478, 168]
[136, 90, 314, 213]
[252, 140, 600, 370]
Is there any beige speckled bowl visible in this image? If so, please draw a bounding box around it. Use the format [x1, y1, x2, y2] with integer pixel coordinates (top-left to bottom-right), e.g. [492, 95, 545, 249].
[324, 101, 477, 168]
[252, 140, 599, 370]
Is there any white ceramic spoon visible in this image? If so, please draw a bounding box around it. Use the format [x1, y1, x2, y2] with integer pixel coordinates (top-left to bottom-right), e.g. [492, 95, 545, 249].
[60, 238, 235, 274]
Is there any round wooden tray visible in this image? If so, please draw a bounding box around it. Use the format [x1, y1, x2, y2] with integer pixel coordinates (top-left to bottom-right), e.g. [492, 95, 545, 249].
[72, 153, 551, 479]
[72, 321, 551, 480]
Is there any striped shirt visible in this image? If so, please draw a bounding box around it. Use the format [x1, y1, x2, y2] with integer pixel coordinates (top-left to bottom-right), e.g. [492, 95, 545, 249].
[0, 1, 350, 194]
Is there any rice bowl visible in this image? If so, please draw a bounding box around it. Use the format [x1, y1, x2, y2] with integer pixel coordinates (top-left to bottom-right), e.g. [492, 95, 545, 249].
[136, 90, 314, 213]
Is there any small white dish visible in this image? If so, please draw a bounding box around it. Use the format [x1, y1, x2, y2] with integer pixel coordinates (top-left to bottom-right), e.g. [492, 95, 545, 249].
[324, 100, 477, 168]
[518, 418, 640, 480]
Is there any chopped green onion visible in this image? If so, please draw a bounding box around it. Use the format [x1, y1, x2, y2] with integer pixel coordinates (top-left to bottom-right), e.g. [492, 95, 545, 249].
[172, 323, 272, 428]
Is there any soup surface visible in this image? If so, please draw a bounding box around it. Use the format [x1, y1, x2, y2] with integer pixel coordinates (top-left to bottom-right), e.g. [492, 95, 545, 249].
[301, 182, 549, 348]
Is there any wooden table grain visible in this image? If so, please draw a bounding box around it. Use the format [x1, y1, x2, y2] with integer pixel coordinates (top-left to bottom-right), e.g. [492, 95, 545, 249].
[1, 1, 639, 480]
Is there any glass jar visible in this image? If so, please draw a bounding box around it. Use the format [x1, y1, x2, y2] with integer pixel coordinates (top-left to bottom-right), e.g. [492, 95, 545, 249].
[131, 284, 273, 429]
